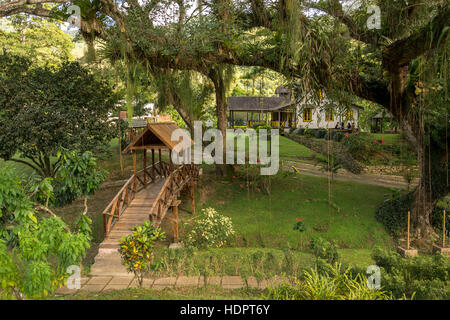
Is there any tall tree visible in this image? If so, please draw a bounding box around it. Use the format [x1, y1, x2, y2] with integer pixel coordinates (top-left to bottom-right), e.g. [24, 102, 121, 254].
[0, 54, 116, 177]
[0, 0, 448, 238]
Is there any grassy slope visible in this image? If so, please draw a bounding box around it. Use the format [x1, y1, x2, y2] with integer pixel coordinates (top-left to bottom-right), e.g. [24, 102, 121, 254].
[227, 133, 316, 162]
[195, 170, 394, 250]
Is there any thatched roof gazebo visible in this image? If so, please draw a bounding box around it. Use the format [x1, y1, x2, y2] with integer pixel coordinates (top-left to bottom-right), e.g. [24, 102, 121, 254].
[122, 122, 192, 189]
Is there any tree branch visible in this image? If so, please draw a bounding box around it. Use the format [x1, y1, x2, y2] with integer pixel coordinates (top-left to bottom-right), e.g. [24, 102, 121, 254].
[382, 3, 450, 72]
[9, 158, 45, 176]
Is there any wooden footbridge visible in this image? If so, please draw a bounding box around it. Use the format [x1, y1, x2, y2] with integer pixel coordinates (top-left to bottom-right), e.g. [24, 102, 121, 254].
[91, 123, 198, 276]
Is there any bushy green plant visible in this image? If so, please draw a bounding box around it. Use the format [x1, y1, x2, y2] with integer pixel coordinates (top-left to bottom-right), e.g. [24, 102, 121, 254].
[372, 247, 449, 299]
[232, 163, 273, 195]
[264, 264, 394, 300]
[294, 128, 305, 135]
[118, 221, 165, 287]
[333, 132, 345, 142]
[184, 207, 235, 249]
[431, 196, 450, 238]
[304, 129, 315, 138]
[375, 192, 414, 236]
[53, 149, 108, 207]
[341, 132, 378, 162]
[309, 237, 340, 265]
[0, 165, 92, 299]
[315, 129, 327, 139]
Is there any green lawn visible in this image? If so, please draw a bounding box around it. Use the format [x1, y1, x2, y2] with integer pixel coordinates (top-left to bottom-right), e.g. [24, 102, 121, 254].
[192, 169, 394, 250]
[370, 133, 401, 145]
[226, 132, 315, 162]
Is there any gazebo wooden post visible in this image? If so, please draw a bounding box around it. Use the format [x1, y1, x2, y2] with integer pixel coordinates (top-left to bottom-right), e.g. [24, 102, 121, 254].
[143, 149, 147, 186]
[132, 150, 137, 192]
[158, 149, 162, 174]
[151, 149, 155, 179]
[169, 150, 174, 172]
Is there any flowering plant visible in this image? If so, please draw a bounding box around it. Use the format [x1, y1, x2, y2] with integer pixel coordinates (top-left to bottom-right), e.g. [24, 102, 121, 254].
[184, 207, 235, 248]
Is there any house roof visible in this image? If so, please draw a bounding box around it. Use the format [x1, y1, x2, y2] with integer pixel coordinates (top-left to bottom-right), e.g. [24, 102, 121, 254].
[228, 96, 293, 112]
[123, 122, 192, 153]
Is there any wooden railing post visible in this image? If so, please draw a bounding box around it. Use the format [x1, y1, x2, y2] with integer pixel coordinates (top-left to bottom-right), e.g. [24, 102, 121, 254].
[133, 150, 137, 192]
[143, 149, 147, 186]
[173, 205, 179, 242]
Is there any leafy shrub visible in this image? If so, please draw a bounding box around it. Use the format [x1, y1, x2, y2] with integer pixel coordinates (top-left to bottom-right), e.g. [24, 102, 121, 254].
[431, 196, 450, 238]
[255, 125, 272, 132]
[289, 127, 296, 134]
[53, 149, 107, 207]
[0, 165, 92, 299]
[372, 247, 449, 300]
[324, 131, 334, 140]
[341, 132, 379, 162]
[118, 221, 165, 287]
[294, 128, 305, 135]
[333, 132, 345, 142]
[264, 264, 394, 300]
[315, 129, 327, 139]
[184, 207, 235, 249]
[233, 163, 273, 195]
[375, 192, 414, 236]
[309, 237, 340, 265]
[304, 129, 315, 138]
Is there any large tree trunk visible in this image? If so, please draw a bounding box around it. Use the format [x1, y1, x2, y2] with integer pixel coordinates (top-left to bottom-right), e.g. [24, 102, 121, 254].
[406, 122, 448, 241]
[209, 67, 229, 176]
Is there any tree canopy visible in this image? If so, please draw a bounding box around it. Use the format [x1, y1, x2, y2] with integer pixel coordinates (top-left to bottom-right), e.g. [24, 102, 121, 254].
[0, 54, 116, 177]
[0, 0, 448, 238]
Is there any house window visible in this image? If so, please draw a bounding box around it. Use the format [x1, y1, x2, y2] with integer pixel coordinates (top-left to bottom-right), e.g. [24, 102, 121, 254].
[303, 108, 312, 122]
[347, 110, 354, 121]
[325, 111, 334, 121]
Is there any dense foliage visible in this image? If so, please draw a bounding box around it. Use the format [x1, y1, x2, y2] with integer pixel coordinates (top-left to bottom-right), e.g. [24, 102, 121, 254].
[183, 207, 235, 249]
[0, 16, 74, 67]
[0, 53, 115, 177]
[52, 150, 107, 207]
[264, 264, 394, 300]
[0, 165, 92, 299]
[118, 221, 165, 287]
[372, 247, 449, 300]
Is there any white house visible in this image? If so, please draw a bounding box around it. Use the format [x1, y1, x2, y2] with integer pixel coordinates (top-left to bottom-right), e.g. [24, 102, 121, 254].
[295, 92, 362, 130]
[227, 87, 362, 130]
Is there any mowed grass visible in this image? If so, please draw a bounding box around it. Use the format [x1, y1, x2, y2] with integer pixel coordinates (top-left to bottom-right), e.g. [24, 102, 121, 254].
[370, 133, 401, 145]
[194, 168, 394, 250]
[226, 132, 315, 162]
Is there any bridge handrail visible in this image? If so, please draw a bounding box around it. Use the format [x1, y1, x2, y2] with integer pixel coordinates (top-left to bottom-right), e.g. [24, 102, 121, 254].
[149, 164, 199, 224]
[102, 161, 169, 235]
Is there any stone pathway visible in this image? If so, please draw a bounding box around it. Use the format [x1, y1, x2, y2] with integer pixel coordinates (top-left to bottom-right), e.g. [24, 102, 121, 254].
[55, 275, 286, 296]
